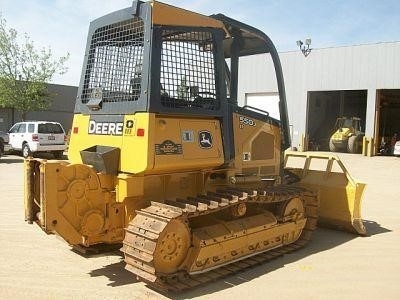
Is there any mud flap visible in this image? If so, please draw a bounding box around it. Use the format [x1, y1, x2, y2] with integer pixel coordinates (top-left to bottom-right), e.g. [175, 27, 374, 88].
[284, 151, 366, 235]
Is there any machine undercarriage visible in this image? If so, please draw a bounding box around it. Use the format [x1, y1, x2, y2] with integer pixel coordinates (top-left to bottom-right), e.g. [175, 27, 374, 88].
[122, 186, 318, 291]
[25, 157, 318, 291]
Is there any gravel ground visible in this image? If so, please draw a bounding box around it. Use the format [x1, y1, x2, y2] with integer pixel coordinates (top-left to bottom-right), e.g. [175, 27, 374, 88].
[0, 153, 399, 300]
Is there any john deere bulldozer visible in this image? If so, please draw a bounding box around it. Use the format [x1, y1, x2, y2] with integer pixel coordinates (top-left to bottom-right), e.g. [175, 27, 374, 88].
[24, 1, 366, 292]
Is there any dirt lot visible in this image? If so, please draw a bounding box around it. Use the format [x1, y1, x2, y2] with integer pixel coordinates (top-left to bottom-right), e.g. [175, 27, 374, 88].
[0, 153, 399, 299]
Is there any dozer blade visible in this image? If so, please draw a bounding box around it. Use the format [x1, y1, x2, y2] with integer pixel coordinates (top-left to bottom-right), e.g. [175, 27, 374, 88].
[284, 151, 366, 235]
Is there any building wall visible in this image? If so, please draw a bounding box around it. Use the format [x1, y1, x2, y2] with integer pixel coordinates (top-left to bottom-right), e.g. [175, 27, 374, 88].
[237, 41, 400, 149]
[24, 83, 77, 132]
[0, 108, 13, 132]
[0, 83, 77, 133]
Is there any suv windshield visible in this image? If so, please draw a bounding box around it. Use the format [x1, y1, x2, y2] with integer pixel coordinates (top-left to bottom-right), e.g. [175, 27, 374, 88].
[38, 123, 64, 134]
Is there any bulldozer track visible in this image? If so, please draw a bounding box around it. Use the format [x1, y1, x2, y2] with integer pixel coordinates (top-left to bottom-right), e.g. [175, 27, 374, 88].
[122, 185, 318, 292]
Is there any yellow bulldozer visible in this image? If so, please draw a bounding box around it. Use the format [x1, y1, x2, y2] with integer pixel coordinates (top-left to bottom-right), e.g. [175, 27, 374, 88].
[24, 1, 366, 292]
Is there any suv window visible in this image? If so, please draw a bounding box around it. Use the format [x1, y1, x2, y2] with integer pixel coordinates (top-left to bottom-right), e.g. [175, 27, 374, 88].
[17, 124, 26, 133]
[28, 124, 35, 133]
[9, 124, 19, 133]
[38, 123, 64, 134]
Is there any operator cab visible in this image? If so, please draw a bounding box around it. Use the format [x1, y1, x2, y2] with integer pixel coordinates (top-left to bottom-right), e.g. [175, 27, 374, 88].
[76, 2, 288, 133]
[77, 3, 226, 118]
[73, 1, 290, 166]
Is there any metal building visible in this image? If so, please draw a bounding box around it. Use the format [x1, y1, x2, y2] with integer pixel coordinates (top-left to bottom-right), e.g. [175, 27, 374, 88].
[238, 41, 400, 155]
[0, 83, 77, 133]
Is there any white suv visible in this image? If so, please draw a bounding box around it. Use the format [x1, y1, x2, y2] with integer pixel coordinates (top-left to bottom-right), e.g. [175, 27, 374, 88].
[8, 121, 67, 159]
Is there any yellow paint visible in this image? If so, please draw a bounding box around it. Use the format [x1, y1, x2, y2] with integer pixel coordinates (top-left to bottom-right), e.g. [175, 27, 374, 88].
[153, 116, 224, 173]
[232, 112, 281, 177]
[120, 114, 153, 174]
[117, 173, 144, 200]
[68, 113, 153, 174]
[68, 113, 224, 175]
[151, 1, 225, 29]
[188, 213, 306, 273]
[284, 151, 366, 235]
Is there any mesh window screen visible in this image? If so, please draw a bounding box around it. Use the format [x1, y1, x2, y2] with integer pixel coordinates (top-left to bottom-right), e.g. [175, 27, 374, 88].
[160, 30, 219, 110]
[81, 17, 144, 104]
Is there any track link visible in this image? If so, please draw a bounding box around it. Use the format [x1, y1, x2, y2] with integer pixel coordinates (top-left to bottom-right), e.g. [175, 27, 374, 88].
[122, 185, 318, 292]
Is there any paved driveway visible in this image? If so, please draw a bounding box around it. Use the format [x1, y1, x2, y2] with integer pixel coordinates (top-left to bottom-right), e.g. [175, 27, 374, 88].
[0, 153, 399, 299]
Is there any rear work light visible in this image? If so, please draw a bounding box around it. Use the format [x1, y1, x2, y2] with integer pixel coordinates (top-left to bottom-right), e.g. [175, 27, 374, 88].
[32, 134, 39, 141]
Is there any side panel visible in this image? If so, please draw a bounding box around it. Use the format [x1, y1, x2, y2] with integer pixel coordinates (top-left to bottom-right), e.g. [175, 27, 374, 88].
[232, 112, 281, 177]
[152, 116, 224, 173]
[68, 113, 224, 175]
[68, 113, 153, 174]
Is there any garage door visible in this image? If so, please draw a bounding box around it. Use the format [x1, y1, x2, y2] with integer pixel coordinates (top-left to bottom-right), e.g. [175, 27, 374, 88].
[306, 90, 367, 151]
[245, 93, 280, 120]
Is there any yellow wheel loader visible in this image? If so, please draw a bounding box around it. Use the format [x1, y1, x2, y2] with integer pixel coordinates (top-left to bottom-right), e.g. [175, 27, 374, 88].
[24, 1, 366, 292]
[329, 117, 364, 153]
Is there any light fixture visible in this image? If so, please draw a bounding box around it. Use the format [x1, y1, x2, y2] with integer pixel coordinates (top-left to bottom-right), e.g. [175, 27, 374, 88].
[296, 38, 312, 57]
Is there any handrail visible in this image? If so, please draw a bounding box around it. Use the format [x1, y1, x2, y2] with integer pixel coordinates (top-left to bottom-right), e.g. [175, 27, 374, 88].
[243, 105, 270, 116]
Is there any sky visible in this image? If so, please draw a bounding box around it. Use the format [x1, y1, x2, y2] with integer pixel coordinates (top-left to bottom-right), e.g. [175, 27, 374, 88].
[1, 0, 400, 86]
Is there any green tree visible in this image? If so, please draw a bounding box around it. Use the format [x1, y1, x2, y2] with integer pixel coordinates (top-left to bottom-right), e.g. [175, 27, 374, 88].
[0, 15, 69, 120]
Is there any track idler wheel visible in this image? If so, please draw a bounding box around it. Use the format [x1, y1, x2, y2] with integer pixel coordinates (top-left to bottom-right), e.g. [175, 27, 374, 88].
[153, 219, 191, 274]
[279, 197, 305, 221]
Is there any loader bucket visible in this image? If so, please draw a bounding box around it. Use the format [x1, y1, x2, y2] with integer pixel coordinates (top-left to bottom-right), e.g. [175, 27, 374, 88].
[284, 151, 366, 235]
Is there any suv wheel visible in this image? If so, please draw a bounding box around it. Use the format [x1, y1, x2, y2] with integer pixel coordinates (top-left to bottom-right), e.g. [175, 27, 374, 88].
[22, 143, 32, 158]
[53, 150, 64, 159]
[0, 139, 4, 158]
